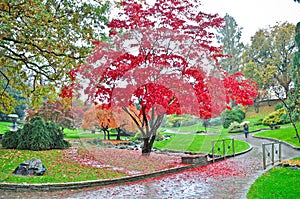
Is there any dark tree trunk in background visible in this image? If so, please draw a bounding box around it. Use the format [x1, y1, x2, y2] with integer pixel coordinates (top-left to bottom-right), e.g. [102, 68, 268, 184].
[116, 128, 121, 140]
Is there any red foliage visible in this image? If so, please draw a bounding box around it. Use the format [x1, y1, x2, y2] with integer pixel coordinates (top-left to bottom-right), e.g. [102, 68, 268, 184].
[63, 147, 185, 175]
[63, 0, 258, 151]
[71, 1, 255, 113]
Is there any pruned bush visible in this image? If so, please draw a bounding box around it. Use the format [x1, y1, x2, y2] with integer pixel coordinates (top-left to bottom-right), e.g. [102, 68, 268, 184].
[221, 107, 246, 128]
[228, 121, 244, 133]
[262, 108, 286, 127]
[1, 117, 70, 150]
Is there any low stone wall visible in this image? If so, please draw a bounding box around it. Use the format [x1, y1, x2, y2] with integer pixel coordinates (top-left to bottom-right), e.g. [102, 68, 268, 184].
[181, 154, 210, 165]
[0, 165, 198, 192]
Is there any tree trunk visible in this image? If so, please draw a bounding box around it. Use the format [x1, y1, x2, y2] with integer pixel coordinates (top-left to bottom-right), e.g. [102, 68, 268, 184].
[103, 130, 106, 140]
[254, 98, 260, 113]
[142, 135, 156, 156]
[276, 92, 300, 143]
[116, 128, 121, 140]
[107, 130, 110, 140]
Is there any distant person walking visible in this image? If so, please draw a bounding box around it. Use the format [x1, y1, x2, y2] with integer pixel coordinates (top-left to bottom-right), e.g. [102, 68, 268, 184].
[244, 123, 249, 138]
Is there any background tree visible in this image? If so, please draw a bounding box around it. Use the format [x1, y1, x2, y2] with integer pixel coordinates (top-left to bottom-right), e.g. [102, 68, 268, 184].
[0, 87, 27, 121]
[81, 105, 99, 133]
[242, 22, 296, 101]
[278, 21, 300, 142]
[26, 99, 81, 130]
[0, 0, 109, 113]
[68, 0, 258, 155]
[81, 105, 137, 140]
[216, 14, 244, 74]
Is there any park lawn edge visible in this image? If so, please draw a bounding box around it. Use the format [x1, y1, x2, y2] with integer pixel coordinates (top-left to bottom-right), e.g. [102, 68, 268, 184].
[247, 156, 300, 199]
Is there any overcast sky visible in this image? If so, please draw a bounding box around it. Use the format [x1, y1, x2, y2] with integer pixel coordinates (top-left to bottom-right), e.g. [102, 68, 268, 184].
[200, 0, 300, 44]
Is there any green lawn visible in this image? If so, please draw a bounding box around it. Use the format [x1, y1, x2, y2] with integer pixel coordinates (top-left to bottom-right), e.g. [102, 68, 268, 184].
[0, 121, 11, 134]
[154, 132, 250, 155]
[0, 149, 123, 183]
[253, 123, 300, 148]
[247, 157, 300, 199]
[63, 128, 100, 139]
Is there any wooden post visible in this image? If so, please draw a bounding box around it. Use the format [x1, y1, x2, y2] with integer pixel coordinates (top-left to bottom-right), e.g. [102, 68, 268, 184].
[232, 138, 235, 156]
[222, 139, 226, 159]
[272, 143, 275, 165]
[212, 140, 215, 162]
[262, 144, 266, 169]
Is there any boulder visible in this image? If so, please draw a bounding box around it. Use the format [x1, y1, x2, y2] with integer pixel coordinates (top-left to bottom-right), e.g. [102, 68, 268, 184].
[13, 158, 47, 176]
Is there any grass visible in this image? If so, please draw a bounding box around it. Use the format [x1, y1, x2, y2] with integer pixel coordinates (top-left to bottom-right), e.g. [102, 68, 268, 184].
[63, 128, 101, 139]
[154, 133, 250, 155]
[253, 123, 300, 148]
[0, 121, 11, 134]
[0, 146, 183, 184]
[63, 128, 130, 140]
[247, 157, 300, 199]
[0, 148, 124, 183]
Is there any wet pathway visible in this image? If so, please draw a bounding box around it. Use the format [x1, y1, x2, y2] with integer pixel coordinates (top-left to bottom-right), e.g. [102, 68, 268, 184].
[1, 133, 299, 199]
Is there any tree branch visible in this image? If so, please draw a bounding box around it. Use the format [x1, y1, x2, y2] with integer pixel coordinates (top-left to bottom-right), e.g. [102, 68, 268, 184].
[0, 69, 10, 99]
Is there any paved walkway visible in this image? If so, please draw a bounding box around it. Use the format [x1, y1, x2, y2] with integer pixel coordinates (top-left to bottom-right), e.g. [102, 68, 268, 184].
[1, 133, 299, 199]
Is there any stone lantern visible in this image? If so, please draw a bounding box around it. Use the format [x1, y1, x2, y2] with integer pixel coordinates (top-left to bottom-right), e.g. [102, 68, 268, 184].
[8, 114, 19, 131]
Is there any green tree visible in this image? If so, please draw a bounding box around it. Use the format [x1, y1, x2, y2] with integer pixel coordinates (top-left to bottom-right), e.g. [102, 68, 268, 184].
[287, 22, 300, 142]
[269, 22, 300, 143]
[0, 0, 109, 113]
[0, 86, 27, 121]
[216, 14, 244, 74]
[242, 22, 296, 102]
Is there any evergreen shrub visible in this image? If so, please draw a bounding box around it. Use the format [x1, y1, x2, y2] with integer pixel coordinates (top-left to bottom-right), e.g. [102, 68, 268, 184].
[222, 108, 246, 128]
[1, 117, 70, 150]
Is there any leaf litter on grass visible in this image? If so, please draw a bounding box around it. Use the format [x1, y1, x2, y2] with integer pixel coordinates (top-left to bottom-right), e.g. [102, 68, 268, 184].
[63, 146, 187, 176]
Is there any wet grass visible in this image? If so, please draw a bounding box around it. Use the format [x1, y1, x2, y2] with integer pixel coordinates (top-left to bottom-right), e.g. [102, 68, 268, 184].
[247, 157, 300, 199]
[0, 148, 124, 183]
[0, 121, 11, 134]
[253, 122, 300, 148]
[64, 128, 100, 139]
[154, 133, 250, 155]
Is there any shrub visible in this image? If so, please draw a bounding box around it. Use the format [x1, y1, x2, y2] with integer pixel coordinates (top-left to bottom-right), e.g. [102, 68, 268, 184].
[274, 102, 284, 111]
[274, 101, 299, 122]
[1, 117, 70, 150]
[208, 117, 223, 126]
[262, 108, 286, 127]
[228, 121, 244, 133]
[165, 114, 200, 127]
[221, 107, 246, 128]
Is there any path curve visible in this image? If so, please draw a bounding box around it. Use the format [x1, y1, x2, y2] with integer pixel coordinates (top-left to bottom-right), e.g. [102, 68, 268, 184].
[0, 133, 299, 199]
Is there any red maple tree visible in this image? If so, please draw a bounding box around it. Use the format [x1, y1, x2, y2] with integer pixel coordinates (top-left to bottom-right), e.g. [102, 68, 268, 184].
[66, 0, 258, 155]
